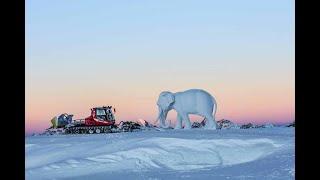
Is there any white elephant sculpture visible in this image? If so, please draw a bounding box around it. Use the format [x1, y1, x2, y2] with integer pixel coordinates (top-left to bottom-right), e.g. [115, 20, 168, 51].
[156, 89, 218, 129]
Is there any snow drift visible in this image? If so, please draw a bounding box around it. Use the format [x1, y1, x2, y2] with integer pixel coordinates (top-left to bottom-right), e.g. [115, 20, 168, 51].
[86, 137, 280, 171]
[26, 128, 294, 180]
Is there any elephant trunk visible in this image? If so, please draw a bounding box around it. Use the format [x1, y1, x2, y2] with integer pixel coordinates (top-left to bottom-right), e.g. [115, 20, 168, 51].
[157, 106, 169, 128]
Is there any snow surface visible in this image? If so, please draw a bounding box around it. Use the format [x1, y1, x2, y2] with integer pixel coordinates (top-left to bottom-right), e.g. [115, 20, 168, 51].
[26, 127, 294, 180]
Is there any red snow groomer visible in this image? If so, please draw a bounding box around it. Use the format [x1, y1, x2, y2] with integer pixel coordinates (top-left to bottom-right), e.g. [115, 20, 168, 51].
[46, 106, 143, 135]
[65, 106, 117, 134]
[84, 106, 116, 126]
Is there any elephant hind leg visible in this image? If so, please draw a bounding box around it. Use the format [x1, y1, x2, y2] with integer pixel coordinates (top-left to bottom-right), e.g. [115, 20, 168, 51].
[204, 114, 217, 129]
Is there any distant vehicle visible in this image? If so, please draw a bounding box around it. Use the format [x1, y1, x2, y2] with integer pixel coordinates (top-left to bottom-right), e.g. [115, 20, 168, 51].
[65, 106, 117, 134]
[46, 106, 141, 134]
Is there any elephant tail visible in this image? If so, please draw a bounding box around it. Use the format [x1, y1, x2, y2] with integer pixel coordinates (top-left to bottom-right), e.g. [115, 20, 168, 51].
[212, 97, 217, 121]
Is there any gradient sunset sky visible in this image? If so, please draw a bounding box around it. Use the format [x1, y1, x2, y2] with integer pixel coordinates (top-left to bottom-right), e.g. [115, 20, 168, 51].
[26, 0, 294, 134]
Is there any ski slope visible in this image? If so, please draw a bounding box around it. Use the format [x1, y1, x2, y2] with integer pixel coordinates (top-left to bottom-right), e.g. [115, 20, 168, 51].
[26, 127, 294, 180]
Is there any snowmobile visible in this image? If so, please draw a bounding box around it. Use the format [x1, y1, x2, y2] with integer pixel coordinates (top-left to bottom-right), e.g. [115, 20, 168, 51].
[191, 119, 206, 128]
[118, 121, 142, 132]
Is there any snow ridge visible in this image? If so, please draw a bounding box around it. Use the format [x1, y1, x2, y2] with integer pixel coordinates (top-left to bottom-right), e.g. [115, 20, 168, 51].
[26, 137, 281, 179]
[26, 128, 294, 180]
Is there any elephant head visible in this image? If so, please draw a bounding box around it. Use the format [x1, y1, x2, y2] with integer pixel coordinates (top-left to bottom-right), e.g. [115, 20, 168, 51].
[156, 91, 175, 128]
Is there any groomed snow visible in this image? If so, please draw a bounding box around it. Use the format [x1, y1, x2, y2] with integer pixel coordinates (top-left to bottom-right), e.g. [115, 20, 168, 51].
[26, 128, 294, 180]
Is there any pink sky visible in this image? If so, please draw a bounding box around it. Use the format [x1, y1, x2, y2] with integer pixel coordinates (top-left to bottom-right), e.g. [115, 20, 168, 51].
[26, 79, 294, 134]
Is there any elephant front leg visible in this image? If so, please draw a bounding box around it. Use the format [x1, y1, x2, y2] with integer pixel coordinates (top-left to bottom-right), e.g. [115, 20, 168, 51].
[175, 114, 183, 129]
[181, 114, 192, 129]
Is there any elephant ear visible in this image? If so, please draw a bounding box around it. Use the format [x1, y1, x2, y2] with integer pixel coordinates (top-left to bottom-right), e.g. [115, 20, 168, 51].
[160, 91, 175, 106]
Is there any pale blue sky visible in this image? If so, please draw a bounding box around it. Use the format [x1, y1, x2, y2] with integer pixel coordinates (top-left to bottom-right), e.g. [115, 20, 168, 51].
[26, 0, 294, 75]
